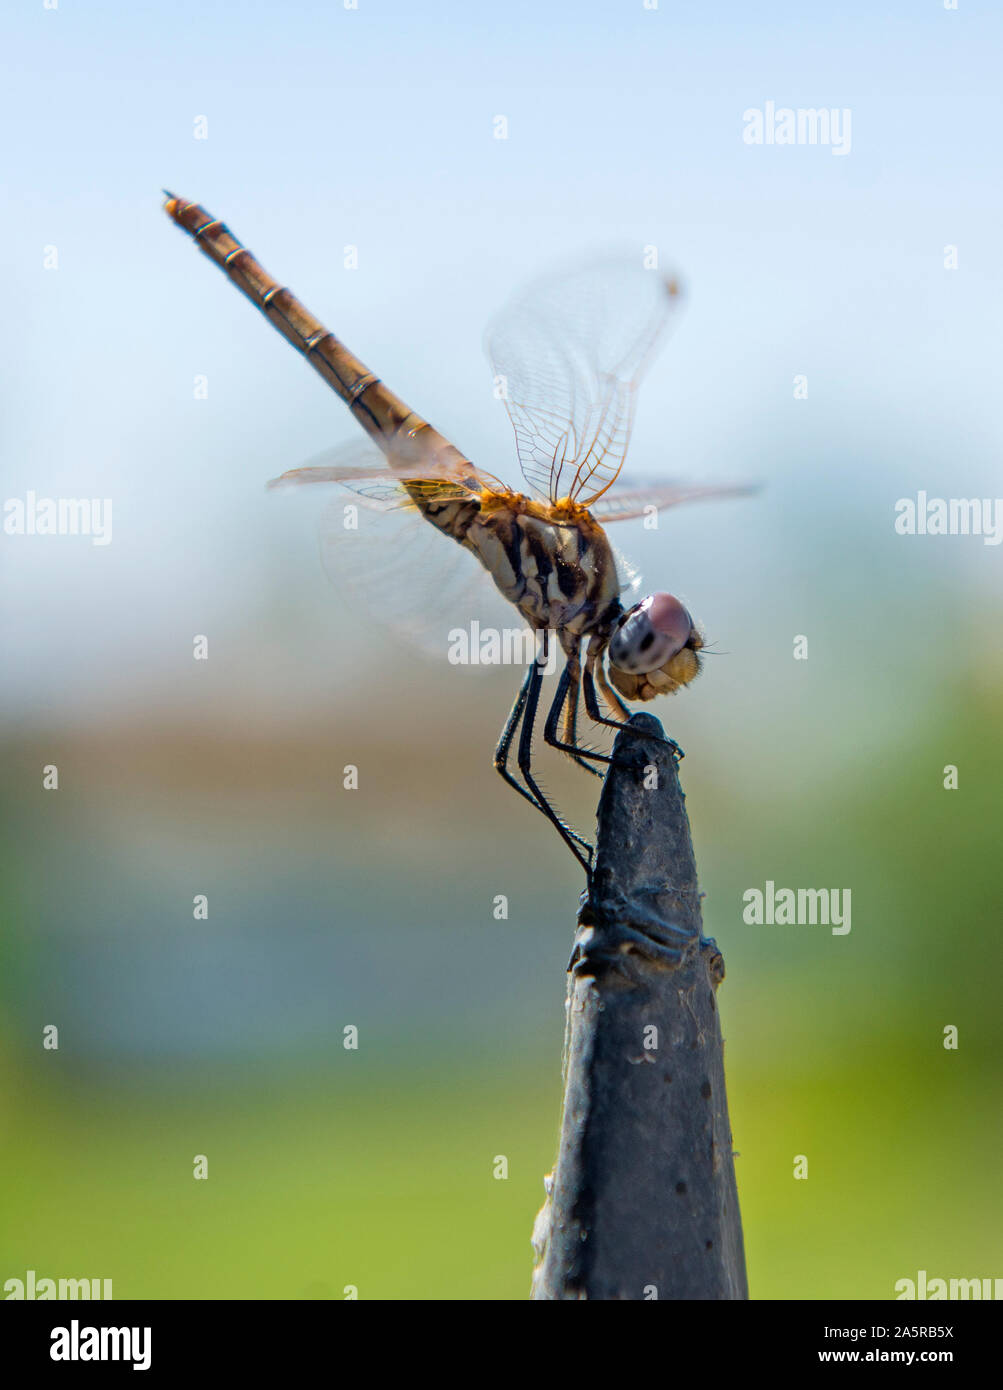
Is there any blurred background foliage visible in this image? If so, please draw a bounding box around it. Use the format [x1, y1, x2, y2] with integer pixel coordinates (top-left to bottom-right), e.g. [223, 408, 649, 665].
[2, 0, 1001, 1298]
[2, 641, 1001, 1298]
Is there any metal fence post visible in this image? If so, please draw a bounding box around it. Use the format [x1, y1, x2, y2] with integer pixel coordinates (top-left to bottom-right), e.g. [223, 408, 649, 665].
[531, 713, 748, 1300]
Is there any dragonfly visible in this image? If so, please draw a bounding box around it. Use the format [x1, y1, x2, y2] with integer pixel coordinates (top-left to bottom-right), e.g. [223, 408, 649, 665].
[163, 193, 752, 878]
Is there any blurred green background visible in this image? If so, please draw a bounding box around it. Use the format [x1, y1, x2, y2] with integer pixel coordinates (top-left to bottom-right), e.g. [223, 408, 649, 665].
[3, 605, 1001, 1299]
[2, 0, 1002, 1298]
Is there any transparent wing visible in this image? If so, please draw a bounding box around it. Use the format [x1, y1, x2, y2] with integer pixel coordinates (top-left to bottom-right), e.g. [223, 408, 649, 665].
[268, 439, 523, 660]
[484, 255, 684, 507]
[267, 439, 504, 501]
[589, 477, 759, 525]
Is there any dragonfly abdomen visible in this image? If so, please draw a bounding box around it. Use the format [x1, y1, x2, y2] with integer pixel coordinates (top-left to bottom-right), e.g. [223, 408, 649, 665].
[164, 195, 470, 477]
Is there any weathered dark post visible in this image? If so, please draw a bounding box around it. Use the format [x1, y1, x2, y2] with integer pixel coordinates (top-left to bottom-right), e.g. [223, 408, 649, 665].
[531, 712, 747, 1300]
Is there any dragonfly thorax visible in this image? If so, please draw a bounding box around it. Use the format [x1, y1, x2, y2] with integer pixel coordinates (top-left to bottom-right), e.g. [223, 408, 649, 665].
[460, 495, 623, 638]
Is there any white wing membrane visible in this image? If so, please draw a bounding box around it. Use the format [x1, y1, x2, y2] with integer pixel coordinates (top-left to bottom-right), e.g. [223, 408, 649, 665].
[268, 439, 495, 503]
[270, 439, 521, 660]
[590, 477, 758, 525]
[484, 256, 684, 505]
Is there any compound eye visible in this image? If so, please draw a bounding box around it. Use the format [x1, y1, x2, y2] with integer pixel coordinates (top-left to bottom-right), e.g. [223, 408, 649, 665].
[645, 592, 693, 651]
[607, 592, 693, 674]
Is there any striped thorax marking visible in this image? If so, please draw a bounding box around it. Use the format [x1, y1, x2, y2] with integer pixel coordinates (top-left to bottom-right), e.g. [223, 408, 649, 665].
[448, 494, 621, 637]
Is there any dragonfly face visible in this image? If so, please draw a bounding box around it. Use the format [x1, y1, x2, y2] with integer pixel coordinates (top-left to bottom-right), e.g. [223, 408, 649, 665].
[606, 592, 703, 702]
[164, 193, 753, 879]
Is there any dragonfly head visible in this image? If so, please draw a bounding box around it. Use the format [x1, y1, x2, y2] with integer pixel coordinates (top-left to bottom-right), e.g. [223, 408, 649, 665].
[606, 592, 703, 701]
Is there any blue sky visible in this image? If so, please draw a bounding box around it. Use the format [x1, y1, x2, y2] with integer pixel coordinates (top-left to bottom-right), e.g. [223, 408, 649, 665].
[1, 0, 1000, 722]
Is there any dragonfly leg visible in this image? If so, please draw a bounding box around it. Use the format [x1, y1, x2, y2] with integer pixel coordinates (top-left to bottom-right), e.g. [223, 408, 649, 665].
[494, 662, 545, 811]
[494, 663, 594, 858]
[584, 647, 684, 761]
[517, 659, 594, 876]
[543, 658, 609, 775]
[583, 642, 631, 728]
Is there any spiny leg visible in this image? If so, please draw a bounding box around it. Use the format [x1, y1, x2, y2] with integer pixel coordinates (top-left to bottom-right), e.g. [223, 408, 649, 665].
[561, 652, 610, 777]
[517, 656, 593, 876]
[543, 658, 608, 776]
[494, 661, 547, 814]
[585, 642, 684, 761]
[583, 640, 631, 730]
[494, 660, 593, 856]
